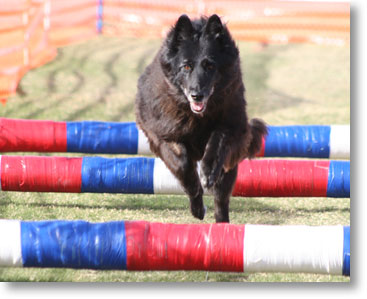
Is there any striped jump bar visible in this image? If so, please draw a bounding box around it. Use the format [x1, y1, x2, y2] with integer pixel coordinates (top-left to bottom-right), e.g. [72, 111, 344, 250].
[0, 118, 350, 159]
[0, 156, 350, 197]
[0, 220, 350, 276]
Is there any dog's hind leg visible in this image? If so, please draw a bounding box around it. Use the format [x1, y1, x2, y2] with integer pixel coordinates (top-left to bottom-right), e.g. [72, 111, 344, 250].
[159, 141, 206, 220]
[212, 165, 238, 223]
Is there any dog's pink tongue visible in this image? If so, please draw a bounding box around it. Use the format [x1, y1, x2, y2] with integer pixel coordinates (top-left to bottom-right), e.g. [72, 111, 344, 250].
[191, 101, 204, 112]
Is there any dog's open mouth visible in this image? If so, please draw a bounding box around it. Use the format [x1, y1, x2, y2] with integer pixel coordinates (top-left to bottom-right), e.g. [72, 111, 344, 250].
[190, 101, 206, 114]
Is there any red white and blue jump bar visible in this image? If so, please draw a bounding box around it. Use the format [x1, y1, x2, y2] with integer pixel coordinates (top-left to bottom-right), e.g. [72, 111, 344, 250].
[0, 219, 350, 276]
[0, 118, 350, 159]
[0, 156, 350, 197]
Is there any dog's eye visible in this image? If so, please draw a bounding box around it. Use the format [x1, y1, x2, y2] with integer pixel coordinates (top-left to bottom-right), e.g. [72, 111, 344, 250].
[206, 64, 214, 70]
[183, 64, 192, 71]
[202, 60, 215, 71]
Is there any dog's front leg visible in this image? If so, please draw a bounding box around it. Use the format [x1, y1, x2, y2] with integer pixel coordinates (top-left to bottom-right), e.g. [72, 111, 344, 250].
[200, 131, 239, 223]
[159, 141, 206, 220]
[200, 130, 228, 190]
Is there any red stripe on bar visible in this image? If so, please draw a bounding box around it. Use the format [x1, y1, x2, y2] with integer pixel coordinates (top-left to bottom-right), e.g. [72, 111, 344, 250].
[1, 156, 82, 192]
[0, 118, 67, 152]
[255, 136, 266, 157]
[125, 221, 244, 272]
[233, 159, 329, 197]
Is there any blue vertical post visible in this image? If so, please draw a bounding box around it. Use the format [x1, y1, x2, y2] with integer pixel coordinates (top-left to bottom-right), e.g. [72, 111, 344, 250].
[343, 226, 350, 276]
[97, 0, 103, 34]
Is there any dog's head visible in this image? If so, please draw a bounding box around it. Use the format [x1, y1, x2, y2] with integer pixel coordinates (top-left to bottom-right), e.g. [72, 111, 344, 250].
[160, 14, 239, 115]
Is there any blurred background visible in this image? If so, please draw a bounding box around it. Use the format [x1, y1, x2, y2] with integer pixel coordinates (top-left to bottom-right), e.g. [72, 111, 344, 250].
[0, 0, 349, 101]
[0, 0, 350, 282]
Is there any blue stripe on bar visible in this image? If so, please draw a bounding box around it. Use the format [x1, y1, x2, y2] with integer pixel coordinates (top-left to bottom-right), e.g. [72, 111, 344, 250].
[66, 121, 139, 154]
[326, 161, 350, 197]
[63, 122, 342, 158]
[97, 0, 103, 33]
[264, 125, 330, 158]
[343, 226, 350, 276]
[81, 157, 154, 193]
[21, 220, 127, 269]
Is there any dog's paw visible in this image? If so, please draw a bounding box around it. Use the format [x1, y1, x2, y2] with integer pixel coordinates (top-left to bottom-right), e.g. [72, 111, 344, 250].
[191, 203, 206, 220]
[200, 161, 221, 189]
[190, 193, 206, 220]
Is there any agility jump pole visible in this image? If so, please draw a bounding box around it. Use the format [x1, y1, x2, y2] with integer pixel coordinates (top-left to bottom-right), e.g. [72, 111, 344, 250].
[0, 156, 349, 197]
[0, 219, 350, 276]
[0, 118, 350, 159]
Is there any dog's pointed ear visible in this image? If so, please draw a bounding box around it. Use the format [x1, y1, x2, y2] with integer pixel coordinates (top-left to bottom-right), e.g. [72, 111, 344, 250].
[173, 15, 193, 44]
[204, 14, 223, 38]
[174, 14, 193, 40]
[166, 15, 193, 55]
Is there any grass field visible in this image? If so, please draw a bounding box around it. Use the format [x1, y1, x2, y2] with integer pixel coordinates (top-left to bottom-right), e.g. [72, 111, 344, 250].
[0, 35, 350, 282]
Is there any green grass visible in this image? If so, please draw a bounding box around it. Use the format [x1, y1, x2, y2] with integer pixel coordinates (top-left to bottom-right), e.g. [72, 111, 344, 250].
[0, 36, 350, 282]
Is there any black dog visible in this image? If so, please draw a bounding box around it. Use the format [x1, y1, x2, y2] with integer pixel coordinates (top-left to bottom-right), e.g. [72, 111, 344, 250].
[135, 14, 267, 222]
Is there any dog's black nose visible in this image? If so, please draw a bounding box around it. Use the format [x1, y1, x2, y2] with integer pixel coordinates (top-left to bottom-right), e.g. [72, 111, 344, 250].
[191, 94, 204, 102]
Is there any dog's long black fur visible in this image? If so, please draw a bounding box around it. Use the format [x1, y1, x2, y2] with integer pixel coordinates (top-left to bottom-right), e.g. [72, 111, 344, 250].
[135, 14, 267, 222]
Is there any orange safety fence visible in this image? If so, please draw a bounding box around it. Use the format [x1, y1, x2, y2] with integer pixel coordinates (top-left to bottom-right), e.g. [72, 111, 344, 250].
[0, 0, 350, 100]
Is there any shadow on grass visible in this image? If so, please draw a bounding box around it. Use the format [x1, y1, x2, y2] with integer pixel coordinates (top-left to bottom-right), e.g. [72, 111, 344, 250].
[64, 48, 127, 121]
[107, 44, 159, 122]
[5, 39, 142, 120]
[15, 82, 27, 97]
[109, 100, 135, 122]
[243, 44, 308, 115]
[135, 45, 159, 74]
[45, 39, 130, 94]
[0, 194, 188, 212]
[0, 193, 348, 218]
[46, 48, 66, 94]
[259, 87, 310, 114]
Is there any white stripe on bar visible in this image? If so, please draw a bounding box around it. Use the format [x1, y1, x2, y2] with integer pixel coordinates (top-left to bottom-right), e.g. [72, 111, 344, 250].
[153, 159, 212, 195]
[329, 125, 350, 159]
[137, 130, 152, 155]
[243, 225, 344, 275]
[153, 158, 184, 194]
[0, 220, 23, 267]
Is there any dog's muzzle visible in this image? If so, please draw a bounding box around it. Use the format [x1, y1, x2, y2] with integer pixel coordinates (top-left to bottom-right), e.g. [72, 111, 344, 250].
[189, 94, 206, 114]
[184, 88, 212, 115]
